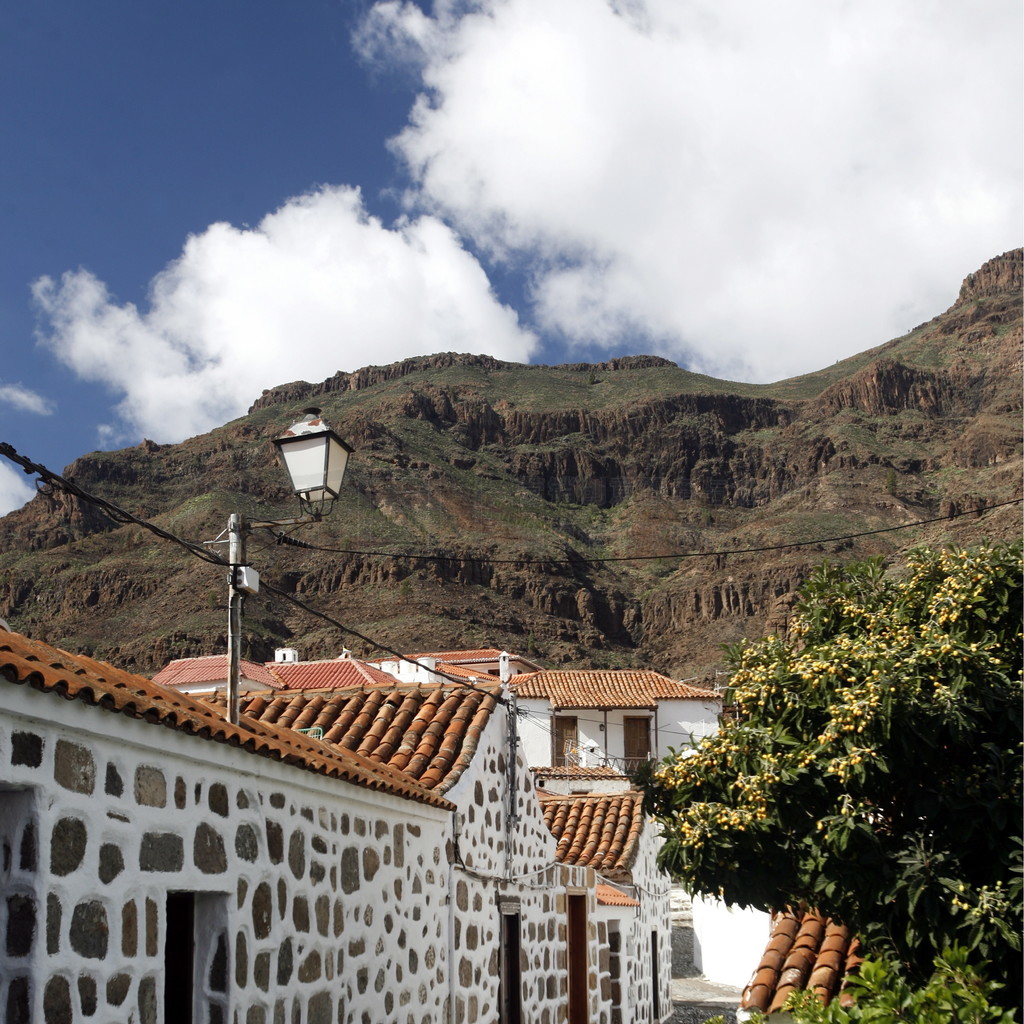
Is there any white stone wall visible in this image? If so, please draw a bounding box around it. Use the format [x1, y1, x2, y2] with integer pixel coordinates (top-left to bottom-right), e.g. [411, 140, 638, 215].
[626, 827, 674, 1023]
[443, 702, 605, 1024]
[0, 684, 452, 1024]
[517, 698, 556, 766]
[654, 699, 720, 755]
[592, 827, 673, 1024]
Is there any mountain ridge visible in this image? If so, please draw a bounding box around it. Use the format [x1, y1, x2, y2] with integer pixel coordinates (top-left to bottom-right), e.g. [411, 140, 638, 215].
[0, 249, 1019, 679]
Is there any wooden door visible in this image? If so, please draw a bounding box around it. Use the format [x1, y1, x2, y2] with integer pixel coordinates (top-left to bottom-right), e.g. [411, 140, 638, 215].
[623, 716, 652, 770]
[553, 715, 579, 766]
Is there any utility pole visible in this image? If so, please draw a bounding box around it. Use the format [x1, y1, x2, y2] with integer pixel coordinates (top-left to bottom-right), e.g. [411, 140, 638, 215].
[226, 513, 245, 726]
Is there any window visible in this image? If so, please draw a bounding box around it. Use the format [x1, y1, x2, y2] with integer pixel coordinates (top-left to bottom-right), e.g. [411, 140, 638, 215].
[608, 922, 623, 1024]
[623, 717, 652, 771]
[553, 716, 579, 767]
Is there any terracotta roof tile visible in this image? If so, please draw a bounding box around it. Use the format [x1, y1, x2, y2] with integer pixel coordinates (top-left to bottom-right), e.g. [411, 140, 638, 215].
[410, 649, 544, 671]
[539, 791, 646, 882]
[410, 648, 506, 663]
[531, 765, 628, 781]
[741, 910, 864, 1014]
[431, 662, 495, 681]
[267, 658, 398, 690]
[513, 670, 719, 709]
[208, 680, 502, 794]
[0, 631, 452, 810]
[596, 883, 640, 907]
[152, 654, 281, 690]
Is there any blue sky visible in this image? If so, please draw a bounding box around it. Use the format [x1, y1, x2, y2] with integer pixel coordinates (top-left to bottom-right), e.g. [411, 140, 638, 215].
[1, 0, 1021, 514]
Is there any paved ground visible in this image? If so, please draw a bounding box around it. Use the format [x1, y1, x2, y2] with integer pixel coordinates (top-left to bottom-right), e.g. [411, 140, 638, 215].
[668, 976, 742, 1024]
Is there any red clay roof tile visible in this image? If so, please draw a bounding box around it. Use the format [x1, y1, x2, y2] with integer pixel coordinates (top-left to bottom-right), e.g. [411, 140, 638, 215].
[408, 649, 545, 672]
[207, 680, 502, 795]
[531, 765, 628, 780]
[539, 790, 646, 883]
[513, 670, 719, 709]
[596, 883, 640, 907]
[152, 654, 281, 689]
[268, 658, 398, 690]
[0, 631, 452, 810]
[741, 910, 863, 1014]
[410, 648, 525, 664]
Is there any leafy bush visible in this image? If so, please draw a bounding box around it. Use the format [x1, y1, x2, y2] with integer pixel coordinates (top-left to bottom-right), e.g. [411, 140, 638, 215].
[781, 947, 1016, 1023]
[644, 543, 1022, 1012]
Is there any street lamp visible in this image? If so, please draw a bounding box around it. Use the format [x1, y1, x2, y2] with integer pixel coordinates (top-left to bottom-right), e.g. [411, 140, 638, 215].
[223, 409, 352, 724]
[273, 408, 353, 517]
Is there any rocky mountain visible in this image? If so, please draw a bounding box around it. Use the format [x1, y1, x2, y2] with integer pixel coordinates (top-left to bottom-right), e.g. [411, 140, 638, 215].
[0, 250, 1020, 681]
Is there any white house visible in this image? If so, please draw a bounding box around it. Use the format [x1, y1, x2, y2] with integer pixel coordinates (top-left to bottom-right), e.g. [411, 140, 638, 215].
[540, 790, 674, 1024]
[512, 669, 721, 773]
[152, 650, 399, 694]
[372, 648, 543, 686]
[0, 627, 629, 1024]
[0, 628, 456, 1024]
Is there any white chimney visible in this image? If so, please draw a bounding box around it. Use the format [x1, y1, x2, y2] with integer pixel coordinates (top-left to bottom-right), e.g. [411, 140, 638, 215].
[499, 651, 511, 683]
[275, 648, 299, 663]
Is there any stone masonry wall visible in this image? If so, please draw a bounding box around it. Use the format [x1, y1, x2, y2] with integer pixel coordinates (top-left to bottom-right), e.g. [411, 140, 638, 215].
[445, 704, 603, 1024]
[622, 828, 673, 1023]
[0, 686, 450, 1024]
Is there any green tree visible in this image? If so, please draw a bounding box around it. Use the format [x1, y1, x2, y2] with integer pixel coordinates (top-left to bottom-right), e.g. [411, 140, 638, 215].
[643, 542, 1022, 1009]
[782, 947, 1017, 1023]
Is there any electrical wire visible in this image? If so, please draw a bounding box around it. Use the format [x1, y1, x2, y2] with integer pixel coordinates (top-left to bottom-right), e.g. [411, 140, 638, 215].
[247, 497, 1022, 566]
[0, 443, 508, 704]
[1, 441, 1018, 703]
[0, 443, 224, 566]
[254, 576, 511, 706]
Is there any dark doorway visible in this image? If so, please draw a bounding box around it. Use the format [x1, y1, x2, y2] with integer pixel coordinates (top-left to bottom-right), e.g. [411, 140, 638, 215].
[165, 892, 195, 1023]
[567, 894, 588, 1024]
[499, 911, 522, 1024]
[651, 929, 661, 1020]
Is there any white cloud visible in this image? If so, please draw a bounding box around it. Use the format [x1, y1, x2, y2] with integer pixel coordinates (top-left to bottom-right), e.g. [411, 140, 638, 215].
[33, 185, 536, 444]
[0, 383, 54, 416]
[369, 0, 1023, 381]
[0, 462, 36, 517]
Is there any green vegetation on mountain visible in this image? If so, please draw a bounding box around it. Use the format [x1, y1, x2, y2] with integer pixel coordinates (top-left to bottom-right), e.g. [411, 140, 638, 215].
[0, 250, 1019, 676]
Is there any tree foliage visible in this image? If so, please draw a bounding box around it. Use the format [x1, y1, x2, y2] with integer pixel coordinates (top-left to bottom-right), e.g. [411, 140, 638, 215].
[781, 947, 1018, 1024]
[644, 542, 1022, 1004]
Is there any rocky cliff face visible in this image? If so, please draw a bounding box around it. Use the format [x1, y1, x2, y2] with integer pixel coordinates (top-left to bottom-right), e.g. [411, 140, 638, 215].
[954, 249, 1023, 305]
[0, 252, 1020, 679]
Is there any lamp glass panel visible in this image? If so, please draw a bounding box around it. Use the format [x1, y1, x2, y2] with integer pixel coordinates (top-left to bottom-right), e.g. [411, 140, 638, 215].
[324, 438, 349, 498]
[279, 435, 330, 498]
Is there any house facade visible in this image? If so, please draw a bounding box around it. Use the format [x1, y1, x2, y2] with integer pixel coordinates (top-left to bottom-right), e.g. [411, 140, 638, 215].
[151, 650, 398, 694]
[0, 629, 620, 1024]
[512, 669, 721, 773]
[0, 630, 457, 1024]
[227, 679, 607, 1023]
[540, 790, 674, 1024]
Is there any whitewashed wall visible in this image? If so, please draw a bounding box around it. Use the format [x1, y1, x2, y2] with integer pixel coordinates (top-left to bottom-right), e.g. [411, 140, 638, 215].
[0, 683, 452, 1024]
[443, 700, 604, 1024]
[690, 894, 771, 989]
[653, 699, 720, 756]
[517, 698, 721, 769]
